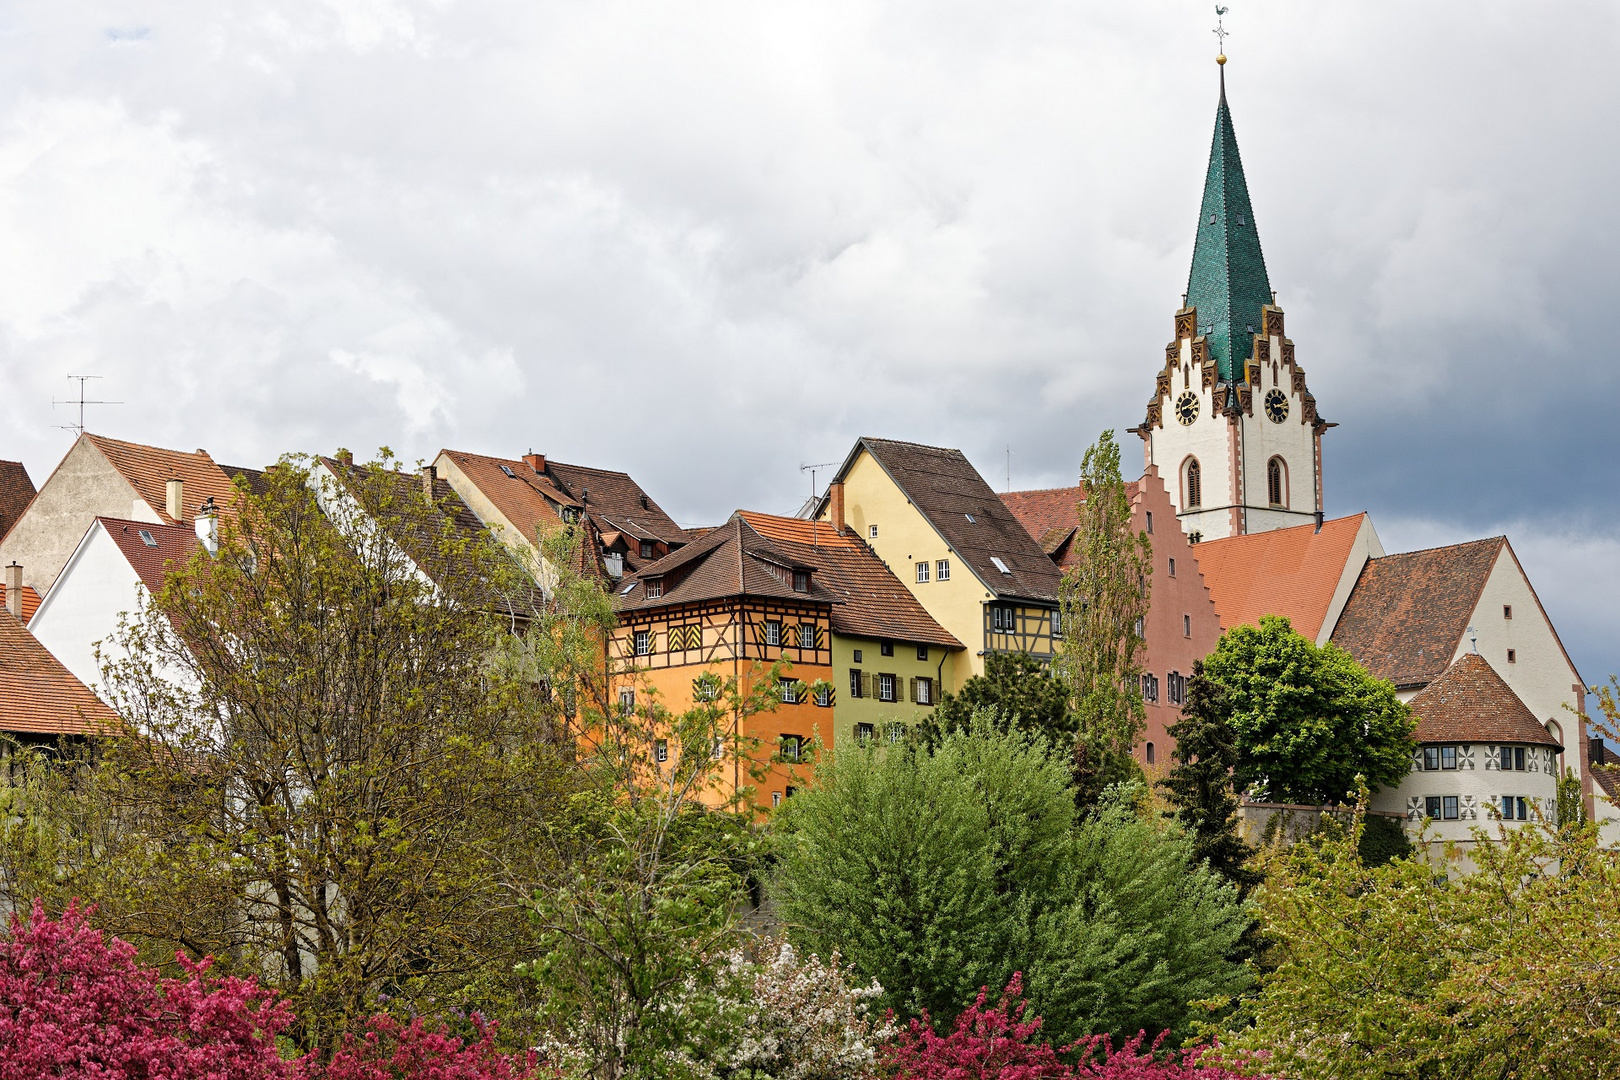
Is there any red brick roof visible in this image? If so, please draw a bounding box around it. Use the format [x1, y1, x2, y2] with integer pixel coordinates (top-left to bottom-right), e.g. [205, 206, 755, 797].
[1193, 514, 1370, 642]
[0, 585, 42, 623]
[736, 512, 963, 649]
[86, 434, 240, 527]
[999, 482, 1141, 569]
[0, 460, 36, 543]
[1407, 652, 1561, 748]
[1329, 537, 1504, 689]
[0, 611, 119, 737]
[99, 518, 199, 593]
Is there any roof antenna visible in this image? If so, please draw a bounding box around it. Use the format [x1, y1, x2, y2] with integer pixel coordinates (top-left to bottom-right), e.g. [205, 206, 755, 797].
[53, 375, 122, 435]
[800, 461, 837, 546]
[1468, 625, 1478, 654]
[1006, 445, 1013, 494]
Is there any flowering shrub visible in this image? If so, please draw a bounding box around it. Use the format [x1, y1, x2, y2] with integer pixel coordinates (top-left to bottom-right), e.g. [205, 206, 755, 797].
[319, 1013, 539, 1080]
[721, 942, 895, 1080]
[884, 974, 1247, 1080]
[0, 900, 296, 1080]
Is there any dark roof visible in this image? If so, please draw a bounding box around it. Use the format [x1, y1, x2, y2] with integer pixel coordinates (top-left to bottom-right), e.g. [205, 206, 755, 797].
[0, 610, 119, 737]
[544, 459, 689, 551]
[1593, 742, 1620, 802]
[616, 517, 838, 613]
[1186, 69, 1273, 383]
[1330, 537, 1503, 688]
[220, 464, 272, 497]
[833, 438, 1062, 604]
[999, 483, 1141, 570]
[1407, 653, 1561, 748]
[99, 518, 199, 594]
[736, 512, 963, 649]
[0, 460, 36, 543]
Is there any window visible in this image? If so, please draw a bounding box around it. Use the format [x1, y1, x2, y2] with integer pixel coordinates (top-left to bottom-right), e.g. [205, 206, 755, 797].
[1051, 609, 1061, 636]
[1515, 747, 1526, 771]
[964, 513, 976, 523]
[1441, 746, 1457, 770]
[853, 649, 863, 663]
[655, 739, 668, 763]
[634, 630, 651, 656]
[1516, 796, 1529, 821]
[869, 525, 878, 538]
[814, 684, 832, 707]
[1183, 614, 1192, 637]
[1168, 557, 1176, 577]
[914, 645, 928, 661]
[1442, 796, 1459, 820]
[1504, 605, 1513, 620]
[856, 722, 874, 743]
[796, 624, 815, 649]
[1145, 741, 1155, 764]
[1134, 616, 1145, 637]
[620, 581, 638, 595]
[780, 679, 800, 705]
[640, 541, 654, 559]
[849, 669, 864, 698]
[1167, 671, 1186, 706]
[500, 464, 517, 478]
[914, 677, 933, 705]
[764, 621, 782, 647]
[645, 579, 663, 599]
[712, 737, 724, 760]
[785, 785, 798, 798]
[1425, 795, 1442, 819]
[990, 556, 1011, 574]
[1145, 511, 1154, 534]
[692, 673, 721, 702]
[138, 529, 158, 547]
[885, 723, 905, 744]
[880, 641, 894, 657]
[916, 561, 930, 583]
[1141, 674, 1159, 703]
[618, 688, 636, 715]
[772, 792, 782, 807]
[793, 570, 810, 593]
[780, 734, 803, 761]
[878, 673, 897, 703]
[1424, 747, 1440, 771]
[936, 559, 951, 581]
[1184, 458, 1202, 509]
[1507, 649, 1516, 663]
[1267, 457, 1287, 507]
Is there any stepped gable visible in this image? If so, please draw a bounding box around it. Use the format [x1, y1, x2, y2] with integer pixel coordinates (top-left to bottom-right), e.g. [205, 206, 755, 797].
[616, 517, 838, 611]
[85, 434, 239, 525]
[0, 460, 35, 543]
[1408, 652, 1560, 748]
[854, 438, 1061, 604]
[998, 482, 1141, 569]
[735, 511, 962, 649]
[1193, 514, 1369, 641]
[1330, 537, 1503, 689]
[0, 610, 119, 737]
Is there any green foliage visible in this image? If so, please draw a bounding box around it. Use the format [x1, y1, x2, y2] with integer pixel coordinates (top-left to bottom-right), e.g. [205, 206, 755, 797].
[1157, 661, 1258, 893]
[1557, 767, 1588, 830]
[1219, 809, 1620, 1079]
[1202, 615, 1416, 805]
[768, 718, 1250, 1045]
[1056, 430, 1152, 760]
[1354, 814, 1413, 867]
[923, 652, 1077, 748]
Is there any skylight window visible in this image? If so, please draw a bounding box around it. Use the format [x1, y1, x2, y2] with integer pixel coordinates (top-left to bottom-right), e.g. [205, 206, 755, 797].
[620, 582, 638, 595]
[500, 465, 517, 478]
[138, 530, 158, 547]
[990, 556, 1011, 574]
[964, 513, 976, 523]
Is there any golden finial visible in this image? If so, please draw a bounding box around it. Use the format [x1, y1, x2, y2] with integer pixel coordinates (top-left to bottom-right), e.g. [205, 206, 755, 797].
[1213, 6, 1229, 64]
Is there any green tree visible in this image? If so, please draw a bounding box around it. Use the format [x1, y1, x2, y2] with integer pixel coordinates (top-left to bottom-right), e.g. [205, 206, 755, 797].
[768, 718, 1249, 1044]
[1203, 615, 1416, 805]
[1157, 661, 1258, 893]
[922, 652, 1077, 747]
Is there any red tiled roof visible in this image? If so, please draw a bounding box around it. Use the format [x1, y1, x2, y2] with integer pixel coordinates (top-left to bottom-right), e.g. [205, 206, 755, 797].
[1407, 652, 1561, 748]
[736, 512, 963, 649]
[1193, 514, 1370, 642]
[0, 611, 119, 737]
[0, 460, 36, 543]
[0, 585, 42, 623]
[86, 434, 240, 526]
[999, 482, 1141, 570]
[99, 518, 199, 593]
[1330, 537, 1504, 689]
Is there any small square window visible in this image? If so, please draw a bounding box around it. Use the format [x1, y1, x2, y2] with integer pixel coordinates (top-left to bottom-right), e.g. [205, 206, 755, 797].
[1503, 605, 1513, 619]
[1168, 557, 1176, 577]
[793, 570, 810, 593]
[880, 641, 894, 657]
[1183, 614, 1192, 637]
[138, 529, 158, 547]
[936, 559, 951, 581]
[780, 680, 800, 705]
[1507, 649, 1516, 663]
[1425, 796, 1442, 819]
[814, 685, 832, 707]
[1145, 511, 1154, 533]
[856, 722, 874, 743]
[640, 541, 654, 559]
[1441, 746, 1457, 770]
[785, 785, 798, 798]
[1442, 795, 1459, 820]
[853, 649, 863, 663]
[1425, 747, 1441, 771]
[869, 525, 878, 538]
[917, 645, 928, 661]
[916, 561, 930, 583]
[655, 739, 668, 763]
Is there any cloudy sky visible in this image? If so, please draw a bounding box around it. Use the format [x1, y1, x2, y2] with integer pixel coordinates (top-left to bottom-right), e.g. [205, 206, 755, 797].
[1, 1, 1616, 694]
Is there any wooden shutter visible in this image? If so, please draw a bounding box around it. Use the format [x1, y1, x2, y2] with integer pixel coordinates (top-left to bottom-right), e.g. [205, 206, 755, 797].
[908, 677, 918, 703]
[861, 673, 872, 699]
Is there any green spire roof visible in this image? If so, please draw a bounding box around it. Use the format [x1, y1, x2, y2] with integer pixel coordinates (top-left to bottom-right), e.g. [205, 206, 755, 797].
[1186, 69, 1272, 382]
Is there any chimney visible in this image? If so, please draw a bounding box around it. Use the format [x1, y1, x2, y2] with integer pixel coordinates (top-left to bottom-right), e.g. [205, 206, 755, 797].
[4, 563, 20, 618]
[1591, 737, 1606, 768]
[195, 498, 220, 556]
[421, 464, 437, 503]
[829, 481, 845, 533]
[523, 452, 545, 474]
[166, 478, 184, 520]
[1314, 510, 1324, 534]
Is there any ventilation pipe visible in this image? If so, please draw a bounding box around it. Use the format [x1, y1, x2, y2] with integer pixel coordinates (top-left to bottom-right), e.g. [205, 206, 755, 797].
[4, 562, 20, 618]
[195, 498, 220, 556]
[166, 478, 184, 520]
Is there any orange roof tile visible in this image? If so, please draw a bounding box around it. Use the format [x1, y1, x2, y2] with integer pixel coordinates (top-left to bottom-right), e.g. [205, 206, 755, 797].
[0, 585, 41, 623]
[1193, 514, 1370, 642]
[0, 611, 119, 737]
[999, 482, 1141, 570]
[99, 518, 199, 594]
[85, 434, 240, 527]
[1408, 652, 1560, 748]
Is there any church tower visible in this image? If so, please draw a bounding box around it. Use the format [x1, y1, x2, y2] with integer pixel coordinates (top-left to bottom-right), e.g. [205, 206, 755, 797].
[1136, 60, 1329, 541]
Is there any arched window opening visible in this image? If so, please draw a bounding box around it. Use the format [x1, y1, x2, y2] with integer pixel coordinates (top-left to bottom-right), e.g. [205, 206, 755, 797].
[1184, 457, 1202, 509]
[1145, 741, 1156, 765]
[1267, 457, 1287, 508]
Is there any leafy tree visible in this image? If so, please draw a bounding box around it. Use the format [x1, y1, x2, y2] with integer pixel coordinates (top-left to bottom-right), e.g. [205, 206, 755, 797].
[924, 652, 1077, 747]
[1202, 615, 1416, 805]
[1156, 662, 1257, 893]
[1056, 431, 1152, 761]
[768, 719, 1249, 1044]
[1219, 807, 1620, 1079]
[322, 1014, 539, 1080]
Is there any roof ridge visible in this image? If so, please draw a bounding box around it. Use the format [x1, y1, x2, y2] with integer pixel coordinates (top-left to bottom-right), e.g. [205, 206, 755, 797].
[1369, 535, 1506, 562]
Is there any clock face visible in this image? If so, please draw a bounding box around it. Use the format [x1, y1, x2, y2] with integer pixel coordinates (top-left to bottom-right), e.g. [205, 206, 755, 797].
[1175, 391, 1200, 426]
[1265, 389, 1289, 423]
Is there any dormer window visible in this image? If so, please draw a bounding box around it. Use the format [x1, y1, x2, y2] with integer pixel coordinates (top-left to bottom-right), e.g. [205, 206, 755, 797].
[645, 578, 663, 599]
[793, 570, 809, 593]
[640, 541, 654, 559]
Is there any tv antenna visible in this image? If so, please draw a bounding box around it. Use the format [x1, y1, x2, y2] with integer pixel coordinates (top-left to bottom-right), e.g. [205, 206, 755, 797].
[799, 460, 838, 545]
[54, 375, 121, 435]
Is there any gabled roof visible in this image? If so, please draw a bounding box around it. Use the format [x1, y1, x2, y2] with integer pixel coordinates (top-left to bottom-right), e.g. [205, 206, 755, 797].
[0, 611, 119, 737]
[1407, 653, 1561, 748]
[438, 448, 580, 548]
[544, 460, 688, 548]
[85, 434, 240, 526]
[828, 437, 1062, 604]
[0, 585, 41, 624]
[736, 511, 963, 649]
[1592, 742, 1620, 803]
[99, 518, 199, 594]
[1186, 68, 1273, 383]
[1194, 514, 1373, 643]
[616, 517, 838, 613]
[0, 460, 36, 543]
[998, 482, 1142, 570]
[1330, 537, 1504, 689]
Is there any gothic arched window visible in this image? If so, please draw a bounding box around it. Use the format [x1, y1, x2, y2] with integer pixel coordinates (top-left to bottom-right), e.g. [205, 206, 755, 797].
[1267, 457, 1287, 508]
[1183, 457, 1202, 509]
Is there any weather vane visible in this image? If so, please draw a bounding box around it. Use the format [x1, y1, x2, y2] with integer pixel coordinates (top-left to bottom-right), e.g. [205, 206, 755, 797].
[1213, 6, 1229, 64]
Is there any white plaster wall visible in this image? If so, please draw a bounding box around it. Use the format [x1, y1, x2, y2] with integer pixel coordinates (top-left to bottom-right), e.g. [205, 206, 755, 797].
[1237, 335, 1320, 531]
[1595, 791, 1620, 848]
[28, 522, 149, 698]
[1314, 514, 1387, 646]
[1371, 741, 1561, 844]
[1147, 336, 1236, 539]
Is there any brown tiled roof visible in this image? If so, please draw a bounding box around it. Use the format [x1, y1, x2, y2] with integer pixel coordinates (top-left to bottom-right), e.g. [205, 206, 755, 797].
[0, 460, 36, 543]
[999, 482, 1141, 570]
[842, 438, 1061, 603]
[1, 585, 42, 623]
[1408, 652, 1560, 748]
[616, 517, 838, 613]
[100, 518, 199, 594]
[1194, 514, 1370, 642]
[736, 512, 963, 649]
[438, 449, 580, 548]
[1592, 742, 1620, 802]
[1330, 537, 1503, 689]
[85, 434, 241, 527]
[0, 611, 119, 737]
[544, 459, 688, 549]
